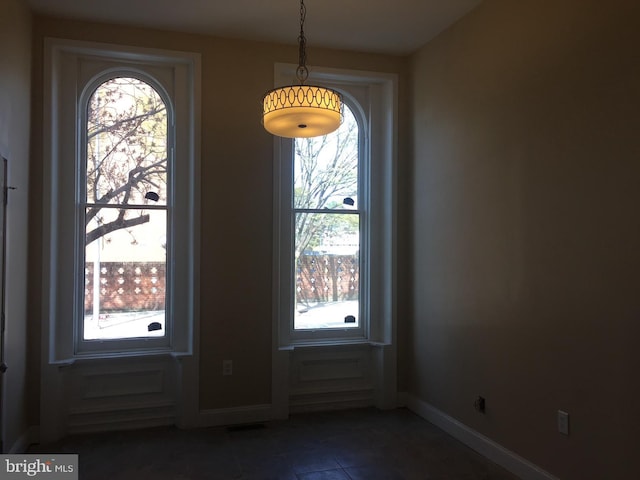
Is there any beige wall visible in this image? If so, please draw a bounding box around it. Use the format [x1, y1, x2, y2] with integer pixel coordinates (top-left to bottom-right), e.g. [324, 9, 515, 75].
[0, 0, 32, 452]
[28, 17, 409, 414]
[409, 0, 639, 478]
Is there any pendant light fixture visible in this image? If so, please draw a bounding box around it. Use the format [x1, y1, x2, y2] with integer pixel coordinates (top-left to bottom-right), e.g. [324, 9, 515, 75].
[262, 0, 342, 138]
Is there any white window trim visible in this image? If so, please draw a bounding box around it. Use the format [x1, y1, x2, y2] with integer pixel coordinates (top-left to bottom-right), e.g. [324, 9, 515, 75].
[272, 63, 397, 349]
[42, 39, 200, 363]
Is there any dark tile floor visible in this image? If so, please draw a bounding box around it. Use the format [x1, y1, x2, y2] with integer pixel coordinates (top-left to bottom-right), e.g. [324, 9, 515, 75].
[29, 408, 520, 479]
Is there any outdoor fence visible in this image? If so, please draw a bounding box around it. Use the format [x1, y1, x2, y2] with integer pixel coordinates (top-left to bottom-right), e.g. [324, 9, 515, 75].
[296, 254, 359, 306]
[84, 262, 166, 313]
[85, 254, 360, 313]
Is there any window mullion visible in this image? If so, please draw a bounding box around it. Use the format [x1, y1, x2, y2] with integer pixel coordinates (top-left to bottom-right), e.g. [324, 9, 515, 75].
[293, 208, 361, 214]
[84, 203, 168, 211]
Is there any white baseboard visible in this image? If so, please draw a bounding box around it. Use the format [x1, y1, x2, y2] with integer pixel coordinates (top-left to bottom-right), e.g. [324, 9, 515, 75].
[197, 404, 272, 428]
[405, 394, 559, 480]
[8, 426, 39, 454]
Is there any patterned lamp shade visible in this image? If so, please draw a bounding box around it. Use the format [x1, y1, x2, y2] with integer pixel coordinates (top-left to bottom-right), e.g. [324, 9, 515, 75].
[262, 84, 342, 138]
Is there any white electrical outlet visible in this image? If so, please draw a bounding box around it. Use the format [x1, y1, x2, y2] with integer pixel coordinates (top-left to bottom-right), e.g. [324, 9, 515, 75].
[223, 360, 233, 376]
[557, 410, 569, 435]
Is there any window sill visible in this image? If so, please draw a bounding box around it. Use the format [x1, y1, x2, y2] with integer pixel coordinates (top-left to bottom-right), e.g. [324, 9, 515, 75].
[279, 340, 390, 351]
[49, 348, 192, 367]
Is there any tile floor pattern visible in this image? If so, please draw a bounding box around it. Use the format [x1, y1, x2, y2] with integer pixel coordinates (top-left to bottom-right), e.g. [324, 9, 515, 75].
[29, 408, 520, 480]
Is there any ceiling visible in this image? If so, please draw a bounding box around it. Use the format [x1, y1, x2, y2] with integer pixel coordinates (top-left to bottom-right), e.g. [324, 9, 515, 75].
[25, 0, 481, 55]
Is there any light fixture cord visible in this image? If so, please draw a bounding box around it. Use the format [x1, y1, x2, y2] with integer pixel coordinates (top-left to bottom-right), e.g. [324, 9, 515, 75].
[296, 0, 309, 84]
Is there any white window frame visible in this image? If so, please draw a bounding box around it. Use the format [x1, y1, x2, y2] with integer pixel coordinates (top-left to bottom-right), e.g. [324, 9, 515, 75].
[43, 39, 200, 361]
[273, 64, 397, 348]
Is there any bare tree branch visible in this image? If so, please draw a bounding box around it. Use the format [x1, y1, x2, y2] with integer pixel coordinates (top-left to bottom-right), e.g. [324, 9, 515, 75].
[83, 77, 168, 248]
[86, 213, 150, 245]
[85, 158, 166, 225]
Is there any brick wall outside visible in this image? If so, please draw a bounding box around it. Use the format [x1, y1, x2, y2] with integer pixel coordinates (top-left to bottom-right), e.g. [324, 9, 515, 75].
[86, 254, 359, 313]
[85, 262, 165, 313]
[296, 254, 359, 305]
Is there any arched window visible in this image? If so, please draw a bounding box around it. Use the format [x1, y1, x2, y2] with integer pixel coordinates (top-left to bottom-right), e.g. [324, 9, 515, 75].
[43, 43, 198, 360]
[274, 66, 396, 347]
[293, 104, 363, 331]
[82, 76, 171, 342]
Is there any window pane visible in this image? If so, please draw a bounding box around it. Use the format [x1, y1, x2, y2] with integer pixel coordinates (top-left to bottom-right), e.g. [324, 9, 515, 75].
[294, 105, 358, 210]
[84, 208, 167, 340]
[294, 212, 359, 330]
[87, 77, 168, 206]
